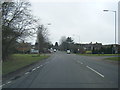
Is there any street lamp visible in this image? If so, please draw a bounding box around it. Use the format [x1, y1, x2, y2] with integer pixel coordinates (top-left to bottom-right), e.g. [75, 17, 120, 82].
[103, 10, 116, 45]
[103, 10, 117, 53]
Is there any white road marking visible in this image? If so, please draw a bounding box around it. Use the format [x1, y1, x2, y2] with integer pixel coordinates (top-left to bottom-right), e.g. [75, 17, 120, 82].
[7, 81, 12, 84]
[86, 66, 104, 78]
[25, 72, 30, 75]
[2, 84, 5, 86]
[40, 65, 43, 67]
[0, 84, 5, 87]
[32, 68, 36, 71]
[77, 61, 83, 64]
[80, 62, 83, 64]
[37, 66, 40, 68]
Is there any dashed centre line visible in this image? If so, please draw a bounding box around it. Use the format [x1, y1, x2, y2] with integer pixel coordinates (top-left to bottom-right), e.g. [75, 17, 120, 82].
[75, 59, 104, 78]
[86, 66, 104, 78]
[77, 61, 83, 64]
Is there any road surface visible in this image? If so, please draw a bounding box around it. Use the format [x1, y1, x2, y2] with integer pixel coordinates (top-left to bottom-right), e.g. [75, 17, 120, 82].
[2, 51, 118, 88]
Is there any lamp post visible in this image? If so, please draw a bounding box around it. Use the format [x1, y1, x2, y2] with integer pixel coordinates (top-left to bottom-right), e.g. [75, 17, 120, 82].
[103, 10, 117, 53]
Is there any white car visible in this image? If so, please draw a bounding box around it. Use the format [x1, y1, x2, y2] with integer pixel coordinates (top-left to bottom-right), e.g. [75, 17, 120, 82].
[53, 49, 57, 52]
[67, 50, 70, 54]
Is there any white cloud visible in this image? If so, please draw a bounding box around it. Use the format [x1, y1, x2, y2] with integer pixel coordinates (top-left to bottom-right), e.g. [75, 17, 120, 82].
[27, 0, 119, 45]
[29, 0, 119, 3]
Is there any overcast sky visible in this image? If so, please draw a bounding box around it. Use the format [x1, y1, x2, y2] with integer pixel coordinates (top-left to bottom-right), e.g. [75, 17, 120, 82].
[27, 0, 119, 45]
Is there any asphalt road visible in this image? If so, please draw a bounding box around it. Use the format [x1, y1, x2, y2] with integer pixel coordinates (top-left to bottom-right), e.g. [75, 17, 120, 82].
[2, 51, 118, 88]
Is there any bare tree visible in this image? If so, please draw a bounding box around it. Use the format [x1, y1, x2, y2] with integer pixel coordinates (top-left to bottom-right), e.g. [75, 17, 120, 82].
[2, 0, 37, 61]
[36, 25, 50, 54]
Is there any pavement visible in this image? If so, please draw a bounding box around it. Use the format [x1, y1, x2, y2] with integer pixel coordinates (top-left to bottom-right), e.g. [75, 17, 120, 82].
[2, 51, 118, 88]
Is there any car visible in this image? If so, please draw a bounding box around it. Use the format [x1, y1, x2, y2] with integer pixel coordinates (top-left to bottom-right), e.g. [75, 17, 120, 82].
[53, 49, 57, 52]
[67, 50, 70, 54]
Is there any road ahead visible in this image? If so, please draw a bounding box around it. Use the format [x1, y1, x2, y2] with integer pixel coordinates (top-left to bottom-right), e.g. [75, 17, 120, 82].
[3, 51, 118, 88]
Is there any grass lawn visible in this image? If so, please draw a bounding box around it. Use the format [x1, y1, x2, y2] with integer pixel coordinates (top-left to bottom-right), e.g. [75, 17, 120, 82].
[79, 54, 120, 56]
[104, 57, 120, 61]
[2, 54, 50, 75]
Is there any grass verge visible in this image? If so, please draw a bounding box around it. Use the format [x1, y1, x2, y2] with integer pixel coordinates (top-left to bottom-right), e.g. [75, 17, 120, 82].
[2, 54, 50, 75]
[78, 54, 120, 56]
[104, 57, 120, 61]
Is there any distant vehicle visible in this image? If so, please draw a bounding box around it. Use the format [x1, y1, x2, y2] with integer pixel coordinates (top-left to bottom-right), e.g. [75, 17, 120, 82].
[54, 49, 57, 52]
[67, 50, 70, 54]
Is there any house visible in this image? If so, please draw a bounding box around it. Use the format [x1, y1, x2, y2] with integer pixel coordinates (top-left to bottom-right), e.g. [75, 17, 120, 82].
[103, 44, 120, 54]
[16, 41, 31, 53]
[81, 42, 102, 51]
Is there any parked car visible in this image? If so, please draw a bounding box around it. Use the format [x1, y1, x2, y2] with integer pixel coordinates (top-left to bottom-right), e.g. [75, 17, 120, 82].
[67, 50, 70, 54]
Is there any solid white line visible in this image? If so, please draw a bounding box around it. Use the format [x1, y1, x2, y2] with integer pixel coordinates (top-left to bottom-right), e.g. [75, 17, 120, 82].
[25, 72, 30, 75]
[86, 66, 104, 78]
